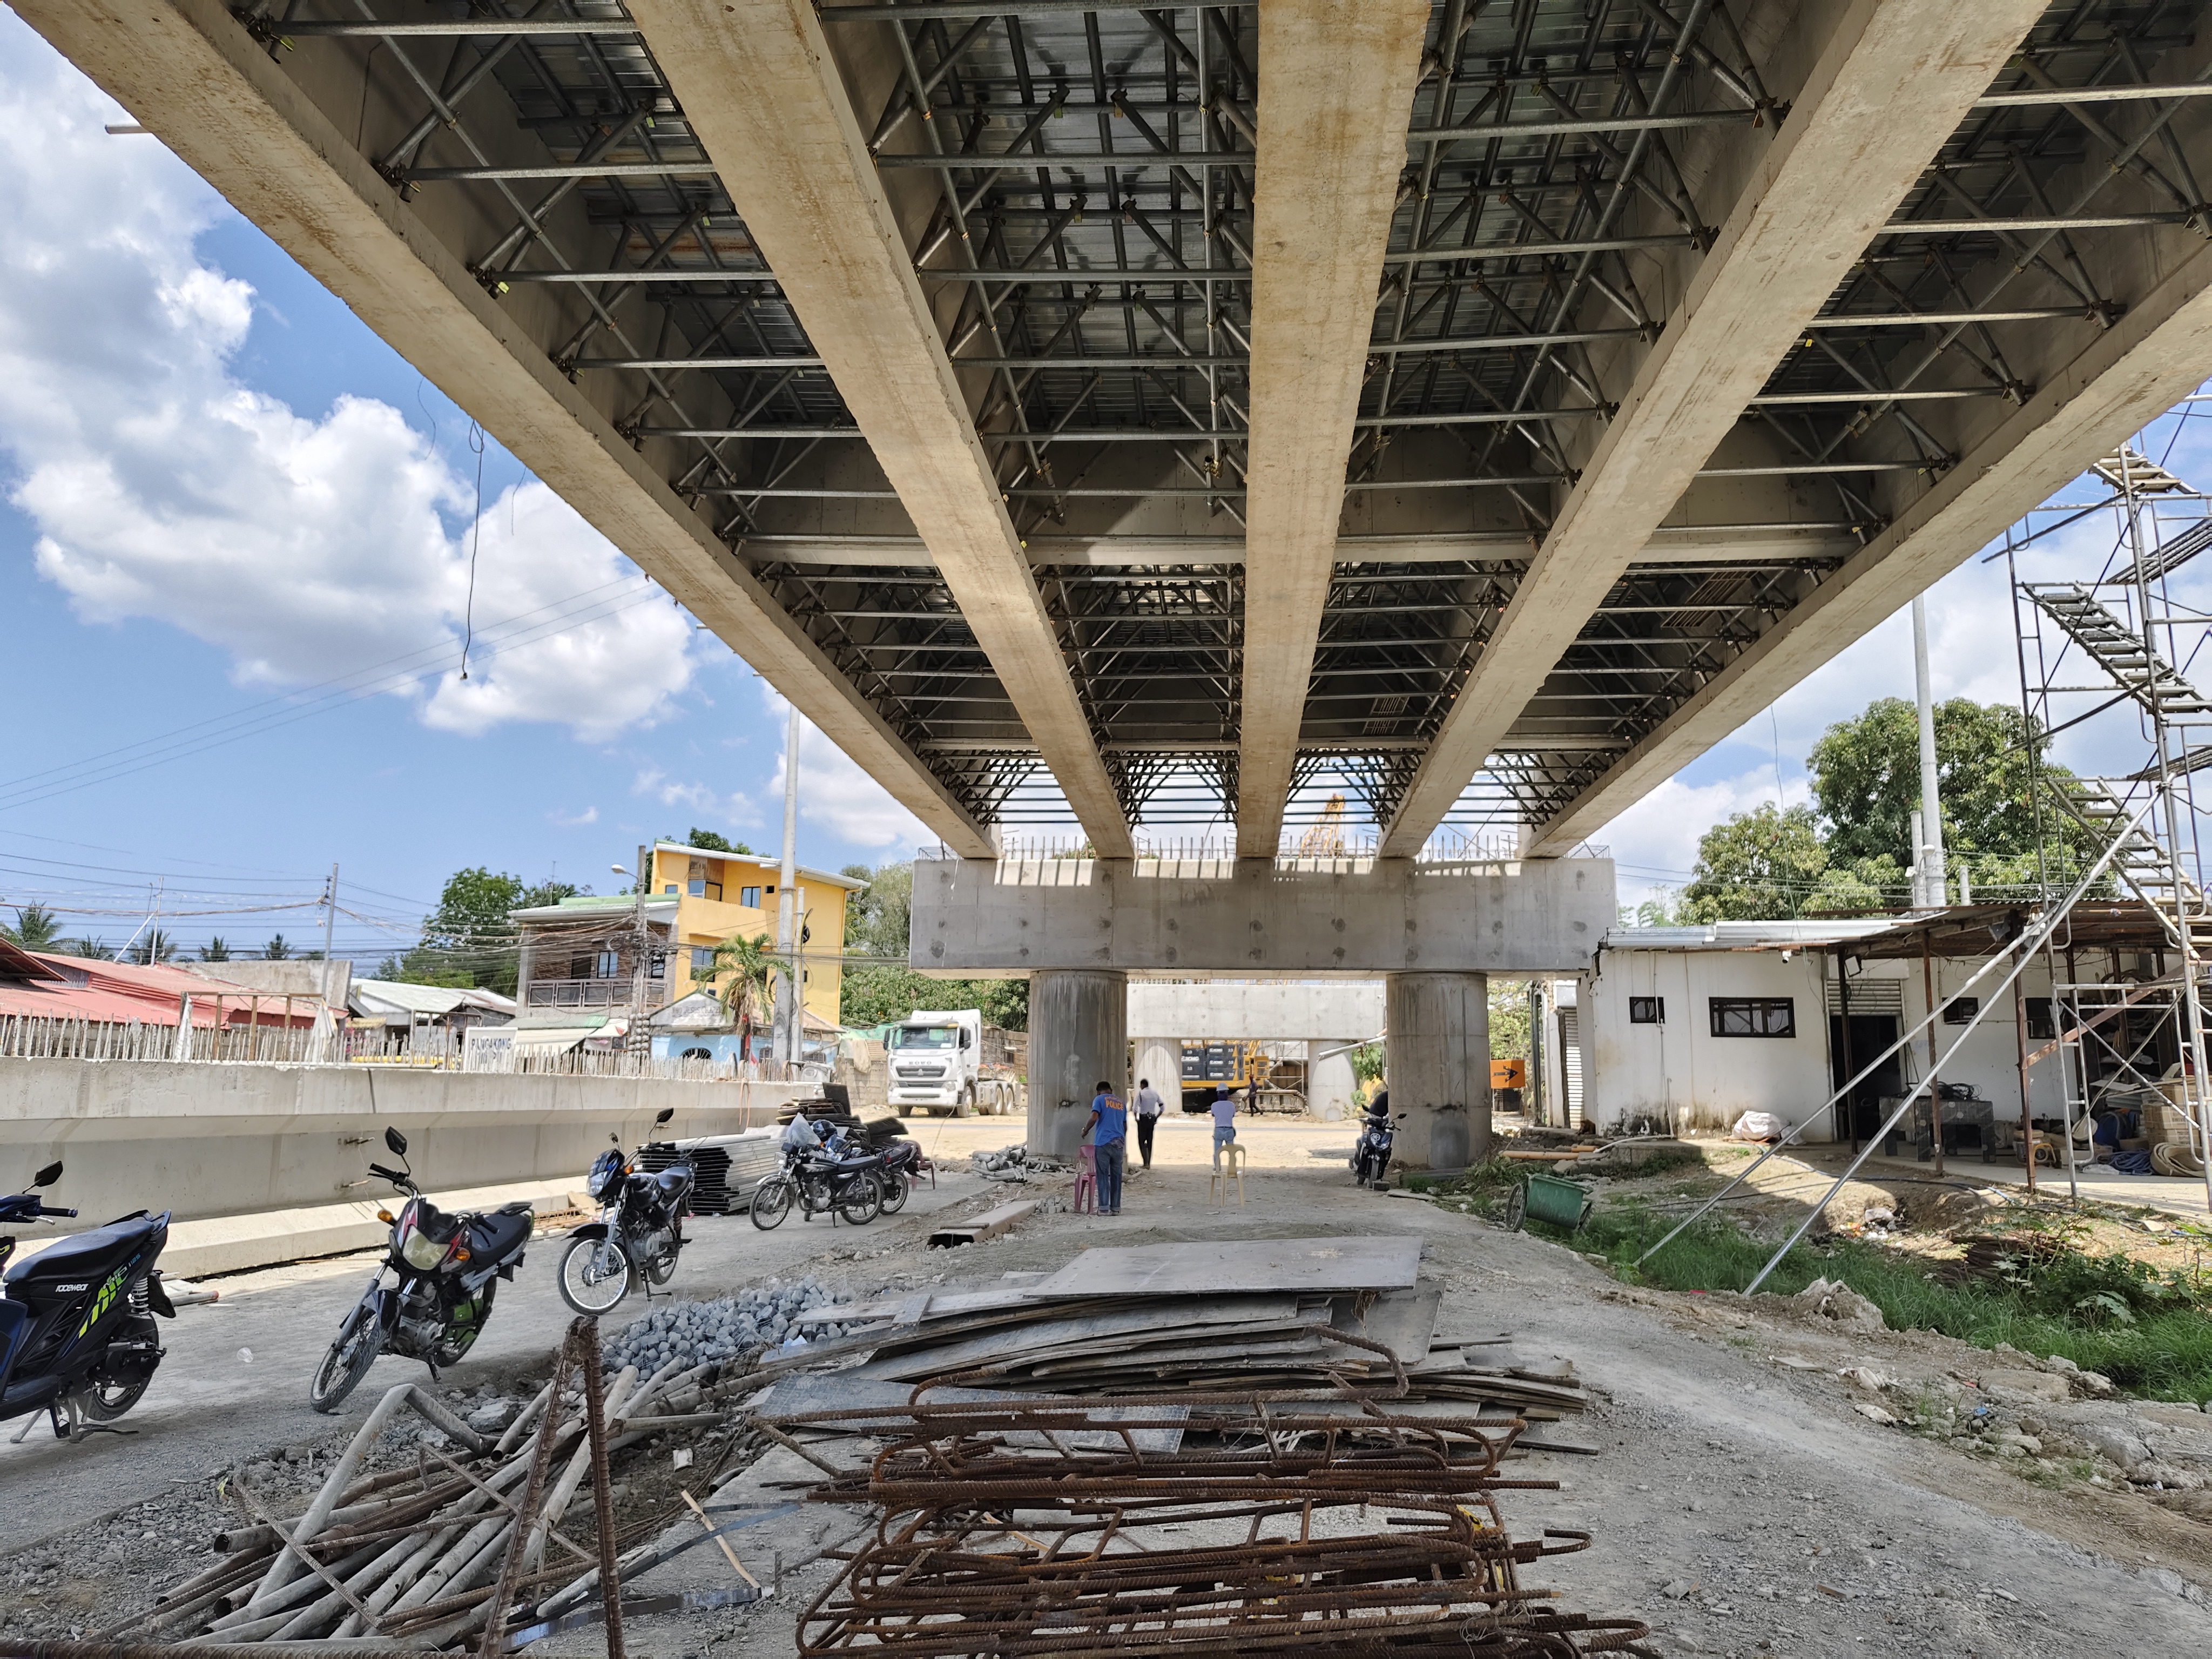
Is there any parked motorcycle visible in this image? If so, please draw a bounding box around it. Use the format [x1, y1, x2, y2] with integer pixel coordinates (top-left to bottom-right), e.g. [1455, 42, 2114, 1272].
[1350, 1104, 1407, 1189]
[748, 1127, 885, 1230]
[0, 1159, 176, 1442]
[874, 1138, 929, 1214]
[309, 1128, 534, 1413]
[558, 1108, 694, 1316]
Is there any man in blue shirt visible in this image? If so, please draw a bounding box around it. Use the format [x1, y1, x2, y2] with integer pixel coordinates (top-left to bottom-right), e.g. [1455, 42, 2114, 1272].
[1084, 1079, 1128, 1215]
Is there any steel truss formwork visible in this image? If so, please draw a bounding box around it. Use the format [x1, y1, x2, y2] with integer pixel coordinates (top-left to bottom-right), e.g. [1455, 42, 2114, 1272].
[29, 0, 2212, 849]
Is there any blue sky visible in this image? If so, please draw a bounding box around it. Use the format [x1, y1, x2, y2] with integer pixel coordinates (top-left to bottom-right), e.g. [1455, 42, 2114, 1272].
[3, 15, 2207, 960]
[0, 17, 933, 963]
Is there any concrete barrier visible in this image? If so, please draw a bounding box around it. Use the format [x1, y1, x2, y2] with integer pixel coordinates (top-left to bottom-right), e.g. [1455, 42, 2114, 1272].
[0, 1060, 804, 1273]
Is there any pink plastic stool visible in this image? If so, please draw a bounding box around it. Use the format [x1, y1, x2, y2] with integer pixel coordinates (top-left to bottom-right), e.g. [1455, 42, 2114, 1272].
[1073, 1143, 1098, 1213]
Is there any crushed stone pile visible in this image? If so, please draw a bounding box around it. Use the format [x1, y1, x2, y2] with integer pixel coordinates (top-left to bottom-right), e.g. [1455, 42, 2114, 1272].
[602, 1277, 868, 1374]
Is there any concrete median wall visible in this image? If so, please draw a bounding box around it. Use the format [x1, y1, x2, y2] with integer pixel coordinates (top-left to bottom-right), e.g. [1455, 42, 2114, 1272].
[0, 1060, 803, 1274]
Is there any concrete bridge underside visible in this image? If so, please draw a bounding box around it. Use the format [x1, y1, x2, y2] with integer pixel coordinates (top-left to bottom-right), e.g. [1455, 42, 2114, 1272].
[19, 0, 2212, 861]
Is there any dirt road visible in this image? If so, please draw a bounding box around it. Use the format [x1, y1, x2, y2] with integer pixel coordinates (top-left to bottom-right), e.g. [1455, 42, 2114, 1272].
[6, 1112, 2210, 1657]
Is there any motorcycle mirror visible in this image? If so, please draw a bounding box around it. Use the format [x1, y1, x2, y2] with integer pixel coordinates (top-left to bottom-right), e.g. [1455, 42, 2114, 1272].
[32, 1161, 62, 1189]
[384, 1127, 408, 1158]
[654, 1107, 675, 1126]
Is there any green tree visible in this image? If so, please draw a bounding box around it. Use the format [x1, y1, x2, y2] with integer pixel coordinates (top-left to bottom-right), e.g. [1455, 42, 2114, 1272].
[264, 933, 292, 960]
[681, 828, 753, 854]
[1680, 802, 1828, 921]
[1809, 697, 2073, 891]
[700, 931, 778, 1037]
[130, 929, 179, 965]
[60, 936, 114, 961]
[835, 861, 1026, 1030]
[4, 905, 60, 949]
[200, 937, 231, 962]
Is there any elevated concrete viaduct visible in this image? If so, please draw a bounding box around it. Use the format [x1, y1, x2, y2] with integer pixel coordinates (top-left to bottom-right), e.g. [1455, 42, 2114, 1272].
[19, 1, 2207, 862]
[912, 852, 1610, 1165]
[17, 2, 2212, 1152]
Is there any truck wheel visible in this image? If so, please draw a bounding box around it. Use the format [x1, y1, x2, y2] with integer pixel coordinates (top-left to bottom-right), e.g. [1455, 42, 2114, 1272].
[954, 1085, 976, 1119]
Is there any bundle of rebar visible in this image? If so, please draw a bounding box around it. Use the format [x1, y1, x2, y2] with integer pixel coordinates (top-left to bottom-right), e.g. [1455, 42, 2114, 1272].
[104, 1319, 758, 1653]
[778, 1401, 1649, 1659]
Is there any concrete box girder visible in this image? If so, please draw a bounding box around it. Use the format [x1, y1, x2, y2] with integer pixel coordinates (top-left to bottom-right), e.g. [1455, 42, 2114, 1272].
[911, 856, 1613, 977]
[1236, 0, 1433, 858]
[1379, 0, 2051, 857]
[627, 0, 1134, 859]
[1529, 219, 2212, 857]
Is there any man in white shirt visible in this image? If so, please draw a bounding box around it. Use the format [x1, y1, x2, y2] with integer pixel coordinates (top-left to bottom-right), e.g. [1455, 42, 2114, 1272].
[1132, 1077, 1165, 1168]
[1209, 1086, 1238, 1156]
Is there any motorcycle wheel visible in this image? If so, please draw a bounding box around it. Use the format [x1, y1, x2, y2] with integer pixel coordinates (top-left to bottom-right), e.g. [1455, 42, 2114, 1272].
[76, 1374, 152, 1422]
[644, 1244, 680, 1286]
[1501, 1181, 1528, 1232]
[878, 1170, 911, 1214]
[837, 1171, 884, 1226]
[749, 1176, 794, 1231]
[309, 1305, 381, 1414]
[558, 1236, 633, 1316]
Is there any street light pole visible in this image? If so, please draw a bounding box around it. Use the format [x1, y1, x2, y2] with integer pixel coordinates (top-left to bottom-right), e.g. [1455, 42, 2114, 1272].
[616, 849, 650, 1069]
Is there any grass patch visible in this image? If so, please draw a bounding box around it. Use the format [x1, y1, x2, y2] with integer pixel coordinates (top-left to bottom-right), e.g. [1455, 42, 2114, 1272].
[1541, 1199, 2212, 1404]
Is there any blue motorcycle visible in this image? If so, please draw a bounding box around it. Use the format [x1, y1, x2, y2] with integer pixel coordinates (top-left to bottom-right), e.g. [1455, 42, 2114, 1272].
[0, 1159, 176, 1442]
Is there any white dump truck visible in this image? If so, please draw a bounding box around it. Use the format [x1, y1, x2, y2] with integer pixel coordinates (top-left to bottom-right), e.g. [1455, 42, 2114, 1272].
[886, 1008, 1024, 1116]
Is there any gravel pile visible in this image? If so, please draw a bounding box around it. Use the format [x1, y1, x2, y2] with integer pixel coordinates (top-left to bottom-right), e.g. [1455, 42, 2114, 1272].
[602, 1278, 864, 1373]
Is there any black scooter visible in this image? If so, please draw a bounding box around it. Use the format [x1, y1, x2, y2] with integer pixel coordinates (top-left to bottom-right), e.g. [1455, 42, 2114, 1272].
[1350, 1104, 1407, 1189]
[557, 1108, 695, 1316]
[0, 1159, 176, 1442]
[309, 1128, 534, 1413]
[749, 1129, 885, 1229]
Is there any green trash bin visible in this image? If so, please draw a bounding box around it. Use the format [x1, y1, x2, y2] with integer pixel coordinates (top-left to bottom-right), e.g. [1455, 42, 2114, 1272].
[1503, 1172, 1594, 1232]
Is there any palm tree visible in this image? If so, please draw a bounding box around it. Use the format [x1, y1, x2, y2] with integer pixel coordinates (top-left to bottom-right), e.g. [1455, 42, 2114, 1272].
[702, 932, 779, 1048]
[4, 905, 60, 949]
[200, 937, 231, 962]
[60, 936, 114, 961]
[131, 929, 178, 965]
[264, 934, 292, 960]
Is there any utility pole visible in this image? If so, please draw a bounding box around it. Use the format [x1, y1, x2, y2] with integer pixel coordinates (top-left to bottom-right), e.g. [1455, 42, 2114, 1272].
[1912, 596, 1947, 907]
[773, 702, 802, 1071]
[320, 864, 339, 1002]
[619, 846, 651, 1067]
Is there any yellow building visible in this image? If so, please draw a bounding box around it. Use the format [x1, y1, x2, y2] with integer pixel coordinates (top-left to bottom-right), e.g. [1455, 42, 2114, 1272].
[511, 842, 862, 1027]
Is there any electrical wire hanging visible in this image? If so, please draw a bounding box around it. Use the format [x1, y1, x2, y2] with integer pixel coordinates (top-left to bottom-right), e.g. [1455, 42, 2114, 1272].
[460, 420, 487, 682]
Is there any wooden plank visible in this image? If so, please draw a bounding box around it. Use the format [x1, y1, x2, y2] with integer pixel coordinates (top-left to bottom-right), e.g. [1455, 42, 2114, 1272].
[748, 1377, 1186, 1451]
[1023, 1236, 1422, 1298]
[844, 1299, 1305, 1382]
[893, 1292, 932, 1326]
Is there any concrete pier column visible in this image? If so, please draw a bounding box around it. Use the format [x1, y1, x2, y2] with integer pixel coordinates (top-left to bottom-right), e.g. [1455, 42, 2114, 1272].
[1133, 1035, 1181, 1112]
[1385, 973, 1490, 1170]
[1307, 1040, 1358, 1121]
[1028, 969, 1128, 1159]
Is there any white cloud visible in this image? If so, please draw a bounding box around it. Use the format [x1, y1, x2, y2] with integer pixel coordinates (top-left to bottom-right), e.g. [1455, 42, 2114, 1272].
[1602, 766, 1808, 911]
[0, 18, 696, 739]
[548, 806, 599, 827]
[762, 687, 933, 854]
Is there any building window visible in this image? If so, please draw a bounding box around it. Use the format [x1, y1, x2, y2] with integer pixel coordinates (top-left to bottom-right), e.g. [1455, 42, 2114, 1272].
[2026, 998, 2055, 1040]
[1709, 997, 1795, 1038]
[687, 879, 705, 897]
[1942, 996, 1980, 1025]
[649, 951, 666, 980]
[1629, 996, 1664, 1026]
[663, 884, 679, 895]
[593, 950, 620, 980]
[690, 946, 717, 974]
[739, 886, 761, 908]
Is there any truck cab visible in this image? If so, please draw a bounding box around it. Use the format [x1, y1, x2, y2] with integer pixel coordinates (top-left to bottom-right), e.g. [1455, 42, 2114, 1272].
[887, 1009, 985, 1116]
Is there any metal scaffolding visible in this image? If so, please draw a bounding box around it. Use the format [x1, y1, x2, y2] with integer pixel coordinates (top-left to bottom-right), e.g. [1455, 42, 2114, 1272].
[2008, 439, 2212, 1207]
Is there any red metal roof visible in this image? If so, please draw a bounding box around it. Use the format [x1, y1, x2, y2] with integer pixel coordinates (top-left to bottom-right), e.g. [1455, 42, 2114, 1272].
[0, 952, 316, 1027]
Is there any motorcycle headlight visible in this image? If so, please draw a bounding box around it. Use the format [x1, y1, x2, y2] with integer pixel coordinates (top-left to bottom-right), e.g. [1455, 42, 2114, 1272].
[400, 1223, 448, 1271]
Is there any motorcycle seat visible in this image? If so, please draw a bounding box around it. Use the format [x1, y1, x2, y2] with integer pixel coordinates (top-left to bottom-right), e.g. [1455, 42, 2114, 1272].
[494, 1199, 534, 1216]
[3, 1211, 164, 1289]
[467, 1210, 532, 1261]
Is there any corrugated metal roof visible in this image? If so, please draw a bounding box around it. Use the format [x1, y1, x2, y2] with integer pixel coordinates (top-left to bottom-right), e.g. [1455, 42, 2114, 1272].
[348, 980, 518, 1019]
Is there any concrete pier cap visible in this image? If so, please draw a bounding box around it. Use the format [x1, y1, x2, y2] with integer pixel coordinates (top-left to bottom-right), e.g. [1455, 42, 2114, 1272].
[913, 852, 1613, 1167]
